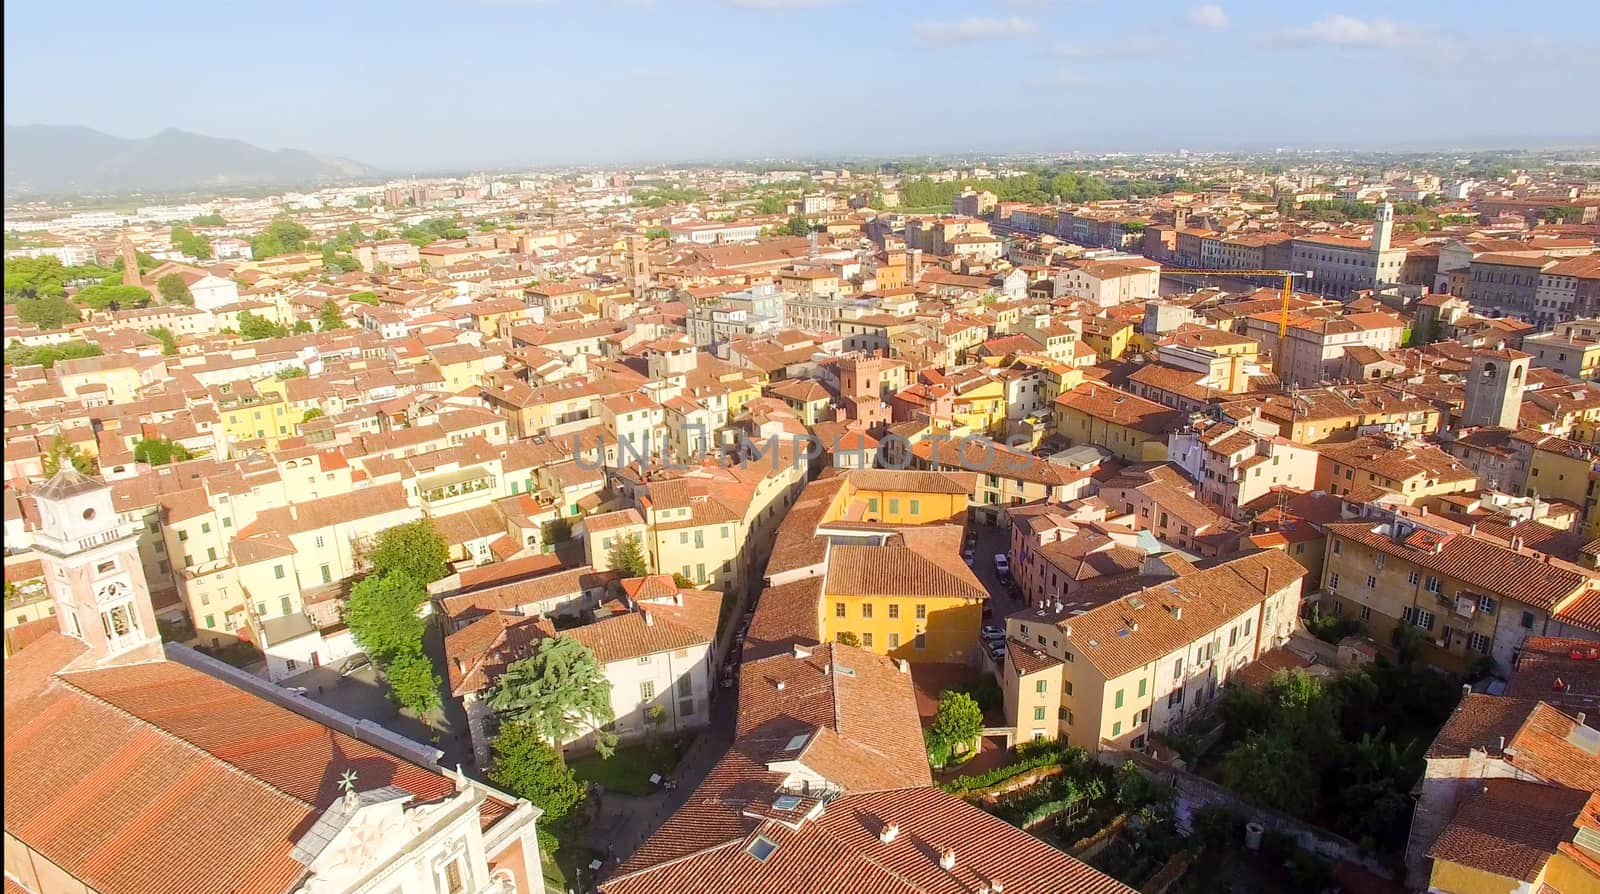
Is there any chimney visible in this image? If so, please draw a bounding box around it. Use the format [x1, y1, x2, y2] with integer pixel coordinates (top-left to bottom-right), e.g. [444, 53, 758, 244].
[776, 680, 786, 691]
[643, 610, 653, 627]
[1169, 606, 1182, 621]
[992, 884, 1004, 894]
[794, 645, 811, 659]
[897, 659, 910, 674]
[1420, 506, 1428, 516]
[879, 823, 900, 844]
[1461, 683, 1472, 699]
[1578, 712, 1587, 726]
[939, 849, 956, 871]
[1498, 735, 1506, 752]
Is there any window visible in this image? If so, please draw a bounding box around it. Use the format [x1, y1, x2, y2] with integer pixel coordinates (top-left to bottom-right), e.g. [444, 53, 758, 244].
[286, 659, 298, 671]
[1112, 721, 1122, 737]
[320, 564, 332, 584]
[1408, 570, 1420, 586]
[1520, 611, 1535, 629]
[867, 497, 879, 513]
[861, 632, 874, 648]
[1329, 572, 1340, 590]
[280, 597, 291, 615]
[274, 564, 286, 580]
[1172, 657, 1183, 680]
[200, 522, 211, 534]
[178, 530, 189, 542]
[861, 604, 873, 619]
[314, 535, 325, 549]
[747, 836, 779, 862]
[914, 633, 926, 650]
[204, 614, 215, 629]
[1137, 678, 1146, 697]
[96, 560, 115, 574]
[638, 655, 652, 665]
[1114, 689, 1124, 709]
[1360, 604, 1372, 621]
[915, 604, 926, 620]
[886, 603, 901, 620]
[1366, 575, 1377, 589]
[1332, 540, 1341, 555]
[640, 681, 655, 700]
[835, 603, 846, 618]
[1425, 576, 1442, 593]
[1168, 688, 1185, 708]
[888, 632, 900, 648]
[1034, 706, 1046, 721]
[1477, 595, 1496, 614]
[1036, 679, 1048, 695]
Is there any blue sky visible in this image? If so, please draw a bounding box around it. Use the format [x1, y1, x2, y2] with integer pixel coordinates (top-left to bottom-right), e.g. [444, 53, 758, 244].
[5, 0, 1598, 170]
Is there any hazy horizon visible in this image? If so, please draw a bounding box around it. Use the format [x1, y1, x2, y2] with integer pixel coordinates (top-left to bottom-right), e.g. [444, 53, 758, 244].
[6, 0, 1600, 171]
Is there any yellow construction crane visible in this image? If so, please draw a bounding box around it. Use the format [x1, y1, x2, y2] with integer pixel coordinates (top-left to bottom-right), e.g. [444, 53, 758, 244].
[1160, 269, 1312, 337]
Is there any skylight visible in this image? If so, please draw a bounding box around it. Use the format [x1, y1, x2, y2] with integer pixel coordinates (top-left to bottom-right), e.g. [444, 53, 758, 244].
[833, 664, 856, 677]
[785, 733, 811, 751]
[746, 836, 779, 862]
[772, 795, 802, 811]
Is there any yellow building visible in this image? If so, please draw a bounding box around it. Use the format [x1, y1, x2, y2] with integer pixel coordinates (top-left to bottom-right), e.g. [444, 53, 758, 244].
[1053, 383, 1184, 463]
[216, 380, 294, 450]
[1081, 316, 1133, 361]
[1520, 432, 1594, 508]
[842, 469, 970, 525]
[949, 377, 1007, 436]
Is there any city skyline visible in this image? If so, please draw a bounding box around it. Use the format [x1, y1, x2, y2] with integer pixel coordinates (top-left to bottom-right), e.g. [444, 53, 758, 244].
[6, 0, 1599, 171]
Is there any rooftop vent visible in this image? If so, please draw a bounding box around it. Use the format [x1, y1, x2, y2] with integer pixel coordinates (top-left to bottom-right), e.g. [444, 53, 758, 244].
[939, 848, 956, 871]
[879, 823, 900, 844]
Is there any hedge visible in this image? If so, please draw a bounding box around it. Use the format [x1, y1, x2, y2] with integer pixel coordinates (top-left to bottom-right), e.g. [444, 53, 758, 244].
[942, 740, 1085, 795]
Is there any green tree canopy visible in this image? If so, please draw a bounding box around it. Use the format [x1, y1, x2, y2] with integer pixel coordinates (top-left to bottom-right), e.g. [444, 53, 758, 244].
[345, 571, 427, 667]
[13, 296, 80, 329]
[835, 631, 861, 647]
[157, 273, 193, 306]
[318, 299, 347, 330]
[368, 518, 449, 585]
[74, 283, 152, 311]
[386, 649, 442, 715]
[488, 636, 617, 756]
[348, 290, 380, 306]
[190, 212, 227, 226]
[42, 434, 96, 476]
[756, 195, 788, 215]
[237, 311, 287, 341]
[133, 437, 193, 466]
[1219, 732, 1315, 812]
[146, 326, 178, 355]
[929, 690, 983, 754]
[644, 227, 670, 241]
[301, 407, 325, 424]
[783, 215, 814, 237]
[488, 721, 586, 853]
[250, 219, 312, 259]
[170, 226, 213, 260]
[607, 534, 649, 577]
[6, 339, 101, 369]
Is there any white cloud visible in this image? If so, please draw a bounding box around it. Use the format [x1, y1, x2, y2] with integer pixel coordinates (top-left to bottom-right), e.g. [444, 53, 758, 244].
[915, 16, 1037, 44]
[1026, 68, 1092, 88]
[1186, 4, 1226, 29]
[1276, 15, 1423, 49]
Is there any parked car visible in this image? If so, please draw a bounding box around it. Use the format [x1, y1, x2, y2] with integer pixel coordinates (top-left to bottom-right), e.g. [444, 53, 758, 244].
[993, 554, 1010, 577]
[980, 625, 1005, 642]
[985, 641, 1007, 663]
[338, 653, 371, 677]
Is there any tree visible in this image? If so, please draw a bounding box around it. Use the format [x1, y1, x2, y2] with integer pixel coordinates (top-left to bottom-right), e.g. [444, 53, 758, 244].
[41, 434, 96, 476]
[5, 339, 101, 369]
[344, 571, 427, 667]
[368, 518, 450, 585]
[835, 631, 861, 647]
[671, 573, 696, 588]
[301, 407, 325, 424]
[387, 649, 442, 715]
[191, 212, 227, 226]
[756, 195, 787, 215]
[1219, 732, 1315, 812]
[237, 311, 287, 341]
[318, 299, 347, 330]
[488, 721, 585, 853]
[276, 366, 307, 379]
[488, 636, 617, 756]
[292, 320, 313, 334]
[147, 326, 178, 355]
[607, 534, 649, 577]
[644, 227, 670, 241]
[157, 273, 193, 306]
[349, 290, 380, 306]
[784, 215, 813, 237]
[74, 284, 152, 311]
[133, 437, 193, 466]
[250, 219, 312, 259]
[170, 226, 212, 260]
[14, 295, 80, 328]
[929, 691, 983, 756]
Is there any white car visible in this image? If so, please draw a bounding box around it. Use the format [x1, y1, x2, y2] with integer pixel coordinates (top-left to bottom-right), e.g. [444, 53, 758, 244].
[993, 554, 1010, 576]
[980, 625, 1005, 642]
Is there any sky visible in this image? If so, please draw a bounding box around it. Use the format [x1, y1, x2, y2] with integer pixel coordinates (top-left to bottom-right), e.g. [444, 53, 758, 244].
[5, 0, 1599, 171]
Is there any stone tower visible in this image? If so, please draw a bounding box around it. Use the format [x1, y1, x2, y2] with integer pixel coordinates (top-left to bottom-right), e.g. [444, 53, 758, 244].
[31, 468, 160, 663]
[628, 233, 652, 296]
[1371, 201, 1394, 253]
[120, 231, 140, 287]
[1460, 350, 1530, 430]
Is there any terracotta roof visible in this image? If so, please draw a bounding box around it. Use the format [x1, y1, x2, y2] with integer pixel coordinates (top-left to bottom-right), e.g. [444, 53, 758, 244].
[1427, 779, 1595, 882]
[564, 605, 715, 666]
[826, 543, 987, 601]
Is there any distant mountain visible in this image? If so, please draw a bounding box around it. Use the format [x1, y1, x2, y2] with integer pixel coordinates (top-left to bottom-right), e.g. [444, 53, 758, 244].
[3, 125, 379, 196]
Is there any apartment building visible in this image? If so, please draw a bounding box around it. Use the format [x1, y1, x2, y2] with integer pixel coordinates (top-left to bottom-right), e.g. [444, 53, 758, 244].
[1001, 550, 1306, 751]
[1166, 419, 1319, 518]
[1054, 383, 1186, 463]
[1315, 435, 1478, 507]
[1320, 515, 1599, 675]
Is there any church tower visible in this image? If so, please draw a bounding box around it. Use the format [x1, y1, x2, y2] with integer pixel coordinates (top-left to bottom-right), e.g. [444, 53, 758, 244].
[628, 233, 652, 296]
[1460, 350, 1529, 430]
[1371, 201, 1394, 253]
[32, 468, 160, 663]
[120, 231, 141, 287]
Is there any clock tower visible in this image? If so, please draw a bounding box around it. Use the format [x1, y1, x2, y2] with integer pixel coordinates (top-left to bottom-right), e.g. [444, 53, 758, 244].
[31, 467, 160, 663]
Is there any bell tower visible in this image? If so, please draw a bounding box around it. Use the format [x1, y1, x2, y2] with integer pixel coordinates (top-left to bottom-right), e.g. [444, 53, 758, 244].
[31, 468, 160, 663]
[628, 233, 652, 296]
